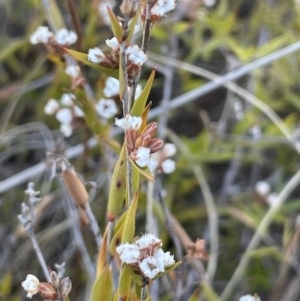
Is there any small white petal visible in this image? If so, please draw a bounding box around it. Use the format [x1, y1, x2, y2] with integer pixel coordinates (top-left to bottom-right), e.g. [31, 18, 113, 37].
[55, 28, 77, 45]
[95, 98, 118, 119]
[106, 37, 119, 50]
[104, 77, 120, 97]
[126, 45, 147, 65]
[136, 233, 162, 249]
[239, 295, 261, 301]
[74, 106, 84, 117]
[65, 65, 80, 78]
[115, 115, 142, 130]
[116, 243, 140, 264]
[88, 47, 105, 63]
[266, 193, 277, 207]
[203, 0, 216, 7]
[60, 123, 73, 137]
[135, 147, 151, 167]
[56, 108, 73, 124]
[44, 99, 59, 115]
[151, 0, 176, 17]
[148, 157, 159, 172]
[163, 143, 176, 157]
[139, 257, 160, 279]
[22, 274, 40, 298]
[30, 26, 53, 44]
[131, 116, 142, 130]
[154, 249, 175, 270]
[61, 93, 75, 107]
[161, 159, 175, 174]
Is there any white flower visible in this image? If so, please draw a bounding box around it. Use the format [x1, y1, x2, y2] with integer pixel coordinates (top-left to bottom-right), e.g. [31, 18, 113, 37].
[151, 0, 176, 17]
[104, 77, 120, 97]
[116, 243, 140, 264]
[161, 159, 175, 174]
[56, 108, 73, 124]
[74, 106, 84, 117]
[115, 115, 142, 131]
[136, 233, 162, 249]
[61, 93, 75, 107]
[139, 257, 160, 279]
[65, 65, 80, 78]
[239, 295, 261, 301]
[21, 274, 40, 298]
[255, 181, 270, 197]
[154, 248, 175, 271]
[95, 98, 118, 119]
[203, 0, 216, 7]
[106, 37, 119, 50]
[30, 26, 54, 44]
[163, 143, 176, 157]
[55, 28, 77, 45]
[88, 47, 105, 63]
[148, 157, 159, 172]
[266, 193, 277, 207]
[126, 45, 147, 65]
[60, 123, 73, 137]
[135, 147, 151, 167]
[44, 99, 59, 115]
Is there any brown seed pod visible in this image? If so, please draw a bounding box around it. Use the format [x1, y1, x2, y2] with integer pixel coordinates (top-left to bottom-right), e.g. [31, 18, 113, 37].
[62, 167, 88, 208]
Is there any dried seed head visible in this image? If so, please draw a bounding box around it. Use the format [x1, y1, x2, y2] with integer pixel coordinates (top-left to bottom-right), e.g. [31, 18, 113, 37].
[50, 271, 60, 289]
[38, 282, 58, 300]
[60, 277, 72, 301]
[62, 167, 89, 208]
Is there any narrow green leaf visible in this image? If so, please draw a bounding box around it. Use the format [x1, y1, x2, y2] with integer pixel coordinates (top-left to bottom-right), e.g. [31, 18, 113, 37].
[0, 272, 12, 296]
[0, 39, 26, 61]
[110, 212, 128, 255]
[126, 5, 141, 42]
[64, 48, 119, 77]
[44, 0, 65, 30]
[121, 191, 139, 243]
[107, 6, 123, 40]
[153, 261, 182, 280]
[201, 281, 220, 301]
[91, 265, 113, 301]
[130, 69, 156, 116]
[119, 266, 132, 301]
[107, 143, 127, 221]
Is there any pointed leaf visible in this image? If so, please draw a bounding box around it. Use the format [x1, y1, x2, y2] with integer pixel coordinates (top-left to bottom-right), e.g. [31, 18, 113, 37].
[107, 6, 123, 40]
[96, 225, 109, 277]
[119, 265, 132, 301]
[121, 191, 139, 243]
[107, 143, 127, 221]
[131, 159, 154, 182]
[44, 0, 65, 30]
[63, 48, 119, 77]
[130, 69, 156, 116]
[91, 265, 113, 301]
[126, 5, 141, 42]
[110, 212, 128, 255]
[139, 102, 152, 133]
[201, 281, 220, 301]
[97, 135, 121, 154]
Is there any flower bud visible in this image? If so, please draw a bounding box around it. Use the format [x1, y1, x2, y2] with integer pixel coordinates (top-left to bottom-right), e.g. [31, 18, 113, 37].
[60, 277, 72, 301]
[148, 138, 163, 153]
[38, 282, 58, 300]
[120, 0, 138, 17]
[141, 122, 157, 137]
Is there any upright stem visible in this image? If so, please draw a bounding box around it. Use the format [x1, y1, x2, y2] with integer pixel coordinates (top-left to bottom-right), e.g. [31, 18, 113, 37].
[140, 283, 147, 301]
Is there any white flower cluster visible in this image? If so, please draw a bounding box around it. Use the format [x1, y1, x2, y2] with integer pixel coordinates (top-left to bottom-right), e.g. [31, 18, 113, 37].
[30, 26, 77, 45]
[148, 143, 177, 174]
[115, 114, 142, 131]
[22, 274, 40, 298]
[126, 45, 148, 66]
[151, 0, 176, 17]
[240, 295, 261, 301]
[116, 233, 175, 279]
[44, 93, 84, 137]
